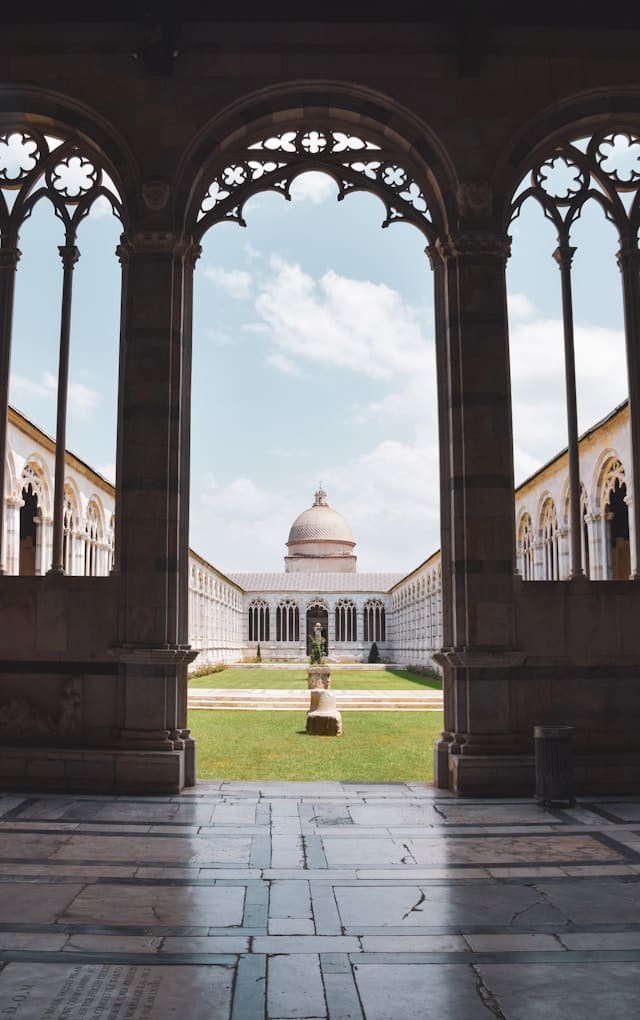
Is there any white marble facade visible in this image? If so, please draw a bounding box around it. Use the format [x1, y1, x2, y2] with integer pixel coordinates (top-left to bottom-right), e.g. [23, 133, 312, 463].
[3, 400, 633, 670]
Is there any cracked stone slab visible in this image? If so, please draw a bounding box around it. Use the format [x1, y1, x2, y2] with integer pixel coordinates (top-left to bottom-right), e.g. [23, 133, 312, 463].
[334, 884, 566, 929]
[60, 884, 246, 927]
[353, 962, 498, 1019]
[475, 962, 640, 1018]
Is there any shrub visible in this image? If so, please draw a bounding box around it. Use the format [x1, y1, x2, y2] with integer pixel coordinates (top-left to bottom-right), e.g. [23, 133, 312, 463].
[407, 663, 442, 681]
[368, 642, 380, 664]
[189, 661, 228, 678]
[256, 642, 262, 662]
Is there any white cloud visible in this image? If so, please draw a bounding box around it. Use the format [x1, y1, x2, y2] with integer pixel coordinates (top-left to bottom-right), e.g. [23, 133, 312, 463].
[207, 328, 233, 346]
[266, 351, 305, 377]
[508, 292, 536, 320]
[322, 433, 441, 571]
[203, 266, 252, 299]
[89, 195, 113, 219]
[192, 474, 296, 571]
[11, 371, 57, 402]
[11, 371, 101, 422]
[68, 380, 102, 421]
[290, 171, 337, 204]
[250, 257, 432, 380]
[510, 315, 627, 483]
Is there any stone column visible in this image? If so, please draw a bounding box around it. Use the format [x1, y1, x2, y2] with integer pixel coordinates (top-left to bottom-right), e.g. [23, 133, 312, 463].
[626, 495, 637, 577]
[617, 242, 640, 578]
[3, 497, 21, 575]
[434, 223, 526, 793]
[0, 241, 20, 575]
[553, 241, 585, 579]
[584, 513, 600, 579]
[49, 243, 80, 574]
[110, 229, 197, 775]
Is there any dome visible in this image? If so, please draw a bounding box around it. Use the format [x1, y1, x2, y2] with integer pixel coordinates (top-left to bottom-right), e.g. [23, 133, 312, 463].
[287, 487, 354, 546]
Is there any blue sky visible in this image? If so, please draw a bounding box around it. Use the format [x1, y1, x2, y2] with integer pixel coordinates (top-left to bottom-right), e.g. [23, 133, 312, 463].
[8, 169, 629, 574]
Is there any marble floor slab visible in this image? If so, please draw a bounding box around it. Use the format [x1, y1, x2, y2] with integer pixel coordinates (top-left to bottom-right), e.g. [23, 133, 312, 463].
[0, 784, 639, 1018]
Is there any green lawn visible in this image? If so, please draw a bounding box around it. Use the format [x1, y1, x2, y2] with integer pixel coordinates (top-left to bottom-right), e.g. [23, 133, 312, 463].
[189, 666, 441, 691]
[189, 709, 443, 782]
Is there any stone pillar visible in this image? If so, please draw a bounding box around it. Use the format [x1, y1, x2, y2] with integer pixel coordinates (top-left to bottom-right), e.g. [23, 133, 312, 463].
[0, 241, 20, 575]
[3, 498, 21, 576]
[626, 495, 637, 578]
[434, 222, 526, 793]
[584, 513, 600, 579]
[49, 243, 81, 575]
[109, 229, 197, 780]
[617, 243, 640, 579]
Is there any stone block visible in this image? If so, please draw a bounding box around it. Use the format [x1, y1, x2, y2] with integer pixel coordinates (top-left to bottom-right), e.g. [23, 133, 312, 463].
[306, 689, 342, 737]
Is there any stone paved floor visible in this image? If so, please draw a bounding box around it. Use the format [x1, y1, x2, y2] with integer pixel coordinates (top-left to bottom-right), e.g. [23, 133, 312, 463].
[0, 784, 639, 1017]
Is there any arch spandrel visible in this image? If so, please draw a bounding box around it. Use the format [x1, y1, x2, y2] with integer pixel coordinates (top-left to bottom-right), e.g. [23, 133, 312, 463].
[177, 84, 455, 243]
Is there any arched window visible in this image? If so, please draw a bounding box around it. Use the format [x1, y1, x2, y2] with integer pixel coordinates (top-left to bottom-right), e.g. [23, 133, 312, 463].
[509, 130, 640, 577]
[0, 127, 124, 575]
[540, 499, 560, 580]
[19, 462, 48, 576]
[363, 598, 386, 642]
[84, 501, 102, 576]
[601, 459, 630, 579]
[519, 512, 535, 580]
[248, 599, 270, 642]
[334, 599, 357, 642]
[276, 599, 299, 642]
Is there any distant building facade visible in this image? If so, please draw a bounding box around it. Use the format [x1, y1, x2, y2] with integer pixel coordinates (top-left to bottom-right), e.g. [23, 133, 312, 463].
[3, 402, 632, 670]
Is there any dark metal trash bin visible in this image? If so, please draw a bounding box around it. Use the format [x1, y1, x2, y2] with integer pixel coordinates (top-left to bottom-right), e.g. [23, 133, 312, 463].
[534, 725, 575, 807]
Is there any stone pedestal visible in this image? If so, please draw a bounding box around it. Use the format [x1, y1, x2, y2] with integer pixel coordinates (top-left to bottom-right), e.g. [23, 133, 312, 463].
[306, 688, 342, 737]
[307, 666, 331, 690]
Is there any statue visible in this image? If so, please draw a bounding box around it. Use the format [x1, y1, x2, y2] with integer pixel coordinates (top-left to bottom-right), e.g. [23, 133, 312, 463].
[309, 621, 326, 665]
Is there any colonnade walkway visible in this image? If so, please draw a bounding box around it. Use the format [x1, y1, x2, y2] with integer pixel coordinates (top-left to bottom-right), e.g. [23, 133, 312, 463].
[0, 783, 639, 1017]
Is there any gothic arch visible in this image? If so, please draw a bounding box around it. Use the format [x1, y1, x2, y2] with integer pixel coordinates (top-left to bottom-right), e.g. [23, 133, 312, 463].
[0, 86, 138, 221]
[20, 457, 52, 518]
[177, 81, 454, 242]
[495, 87, 640, 225]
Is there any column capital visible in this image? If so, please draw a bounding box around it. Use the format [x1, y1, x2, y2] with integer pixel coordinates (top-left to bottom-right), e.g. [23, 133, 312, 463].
[436, 230, 511, 262]
[616, 244, 640, 271]
[57, 244, 80, 267]
[0, 246, 21, 270]
[552, 242, 577, 269]
[118, 229, 201, 260]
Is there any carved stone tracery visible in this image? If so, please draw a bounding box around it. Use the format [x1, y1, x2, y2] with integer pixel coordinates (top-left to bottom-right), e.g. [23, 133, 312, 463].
[0, 679, 81, 740]
[196, 126, 435, 240]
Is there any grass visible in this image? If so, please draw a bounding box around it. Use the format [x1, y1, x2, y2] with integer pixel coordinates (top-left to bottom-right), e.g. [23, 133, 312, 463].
[188, 666, 442, 691]
[189, 709, 443, 782]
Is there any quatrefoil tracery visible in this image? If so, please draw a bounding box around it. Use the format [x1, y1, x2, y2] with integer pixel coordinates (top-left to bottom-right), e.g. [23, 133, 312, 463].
[0, 127, 123, 237]
[197, 127, 434, 239]
[511, 130, 640, 238]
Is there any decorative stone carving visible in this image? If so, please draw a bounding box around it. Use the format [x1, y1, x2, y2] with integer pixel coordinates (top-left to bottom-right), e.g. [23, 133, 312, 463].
[121, 231, 201, 260]
[197, 126, 435, 239]
[438, 231, 512, 260]
[141, 177, 171, 212]
[0, 679, 81, 740]
[306, 688, 342, 737]
[456, 178, 493, 219]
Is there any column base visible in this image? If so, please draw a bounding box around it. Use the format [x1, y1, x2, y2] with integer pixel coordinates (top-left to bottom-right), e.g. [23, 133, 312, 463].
[447, 751, 640, 797]
[0, 746, 187, 794]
